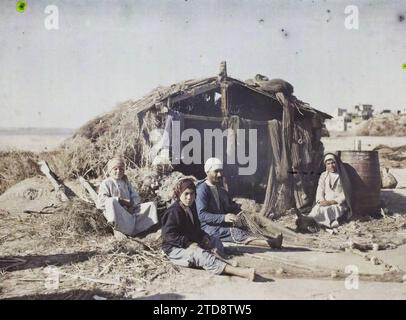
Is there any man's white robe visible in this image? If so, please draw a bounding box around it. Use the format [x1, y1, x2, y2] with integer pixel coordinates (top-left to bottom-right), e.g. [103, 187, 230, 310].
[97, 177, 158, 236]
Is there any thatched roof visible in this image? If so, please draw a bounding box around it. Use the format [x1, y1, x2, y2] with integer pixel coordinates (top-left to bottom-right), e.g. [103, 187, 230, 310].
[85, 74, 331, 123]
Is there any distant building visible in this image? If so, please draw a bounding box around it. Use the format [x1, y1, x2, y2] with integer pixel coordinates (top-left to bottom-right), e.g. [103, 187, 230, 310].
[353, 104, 373, 120]
[334, 108, 347, 117]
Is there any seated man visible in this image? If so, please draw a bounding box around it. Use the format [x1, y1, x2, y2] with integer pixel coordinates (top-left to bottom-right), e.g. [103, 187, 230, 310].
[97, 157, 158, 239]
[161, 178, 256, 281]
[308, 153, 349, 228]
[195, 157, 282, 248]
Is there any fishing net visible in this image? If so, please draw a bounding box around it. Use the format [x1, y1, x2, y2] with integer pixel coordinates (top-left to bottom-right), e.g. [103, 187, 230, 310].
[230, 211, 273, 243]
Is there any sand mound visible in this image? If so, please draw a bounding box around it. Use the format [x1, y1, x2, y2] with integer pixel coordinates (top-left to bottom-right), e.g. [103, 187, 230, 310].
[357, 115, 406, 136]
[374, 144, 406, 169]
[0, 176, 59, 214]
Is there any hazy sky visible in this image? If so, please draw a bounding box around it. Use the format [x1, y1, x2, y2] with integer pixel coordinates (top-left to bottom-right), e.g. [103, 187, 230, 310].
[1, 0, 405, 128]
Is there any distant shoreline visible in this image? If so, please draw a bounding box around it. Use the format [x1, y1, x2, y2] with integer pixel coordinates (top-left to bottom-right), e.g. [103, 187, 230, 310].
[0, 128, 75, 136]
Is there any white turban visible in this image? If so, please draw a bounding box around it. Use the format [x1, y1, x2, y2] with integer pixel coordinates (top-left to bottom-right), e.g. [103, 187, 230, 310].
[107, 157, 125, 173]
[204, 157, 223, 173]
[324, 153, 336, 163]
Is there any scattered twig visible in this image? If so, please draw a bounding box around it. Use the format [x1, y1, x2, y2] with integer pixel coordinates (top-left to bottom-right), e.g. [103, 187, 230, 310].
[24, 210, 54, 215]
[149, 271, 166, 282]
[58, 271, 122, 286]
[97, 253, 119, 277]
[128, 238, 154, 251]
[17, 278, 44, 282]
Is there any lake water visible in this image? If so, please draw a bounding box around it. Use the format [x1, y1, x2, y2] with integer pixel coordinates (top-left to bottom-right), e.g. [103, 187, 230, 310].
[0, 128, 74, 152]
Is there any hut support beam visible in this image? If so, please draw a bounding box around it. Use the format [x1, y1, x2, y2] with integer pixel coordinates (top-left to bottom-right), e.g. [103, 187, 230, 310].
[220, 83, 230, 118]
[169, 83, 219, 105]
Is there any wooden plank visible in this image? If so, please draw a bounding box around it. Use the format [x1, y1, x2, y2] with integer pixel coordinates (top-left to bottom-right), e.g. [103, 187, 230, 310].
[182, 113, 269, 126]
[37, 160, 70, 202]
[79, 176, 98, 205]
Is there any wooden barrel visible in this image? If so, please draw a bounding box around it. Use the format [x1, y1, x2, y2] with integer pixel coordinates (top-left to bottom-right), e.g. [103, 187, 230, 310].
[338, 151, 381, 216]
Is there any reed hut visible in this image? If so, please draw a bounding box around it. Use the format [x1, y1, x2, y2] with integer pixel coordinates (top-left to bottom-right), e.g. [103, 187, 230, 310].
[71, 62, 331, 218]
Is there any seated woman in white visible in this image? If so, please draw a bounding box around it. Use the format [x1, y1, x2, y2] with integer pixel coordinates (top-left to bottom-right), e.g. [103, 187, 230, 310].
[308, 153, 349, 228]
[97, 157, 158, 238]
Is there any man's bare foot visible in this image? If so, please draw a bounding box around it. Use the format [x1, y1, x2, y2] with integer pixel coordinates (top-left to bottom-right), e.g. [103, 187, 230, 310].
[267, 233, 283, 248]
[223, 265, 255, 280]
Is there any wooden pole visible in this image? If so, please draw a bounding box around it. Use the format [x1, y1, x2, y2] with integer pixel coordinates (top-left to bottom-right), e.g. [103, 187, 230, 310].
[220, 83, 230, 119]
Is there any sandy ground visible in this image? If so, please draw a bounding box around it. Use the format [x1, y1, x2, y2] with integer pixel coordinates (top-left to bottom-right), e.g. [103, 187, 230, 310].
[1, 135, 406, 300]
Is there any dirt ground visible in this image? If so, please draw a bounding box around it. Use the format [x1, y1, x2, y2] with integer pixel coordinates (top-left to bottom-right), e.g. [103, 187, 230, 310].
[1, 135, 406, 300]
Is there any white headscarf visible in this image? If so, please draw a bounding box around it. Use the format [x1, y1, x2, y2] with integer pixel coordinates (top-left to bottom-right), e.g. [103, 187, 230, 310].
[204, 157, 223, 173]
[107, 157, 125, 174]
[324, 153, 336, 163]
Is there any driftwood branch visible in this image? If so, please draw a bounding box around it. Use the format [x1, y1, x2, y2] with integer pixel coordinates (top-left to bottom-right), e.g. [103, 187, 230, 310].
[37, 160, 70, 202]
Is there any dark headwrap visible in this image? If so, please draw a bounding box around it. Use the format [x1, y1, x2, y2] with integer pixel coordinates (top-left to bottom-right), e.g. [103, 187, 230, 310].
[172, 178, 196, 201]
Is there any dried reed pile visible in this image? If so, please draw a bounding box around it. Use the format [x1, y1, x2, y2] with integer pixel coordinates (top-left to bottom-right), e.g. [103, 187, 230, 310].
[49, 199, 113, 237]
